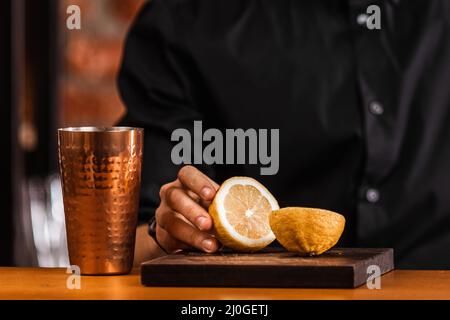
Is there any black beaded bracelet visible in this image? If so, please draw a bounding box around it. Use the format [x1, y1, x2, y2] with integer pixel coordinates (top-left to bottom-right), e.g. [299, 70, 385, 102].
[147, 216, 167, 253]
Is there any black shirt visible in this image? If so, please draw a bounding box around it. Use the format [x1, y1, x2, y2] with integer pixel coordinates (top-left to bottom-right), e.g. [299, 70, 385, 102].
[118, 0, 450, 268]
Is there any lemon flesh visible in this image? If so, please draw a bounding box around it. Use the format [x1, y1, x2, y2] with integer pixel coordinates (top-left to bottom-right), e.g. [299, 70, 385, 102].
[208, 177, 278, 252]
[269, 207, 345, 255]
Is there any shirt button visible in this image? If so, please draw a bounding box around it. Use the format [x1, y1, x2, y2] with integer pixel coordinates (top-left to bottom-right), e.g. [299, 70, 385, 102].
[369, 101, 384, 115]
[366, 188, 380, 203]
[356, 13, 368, 26]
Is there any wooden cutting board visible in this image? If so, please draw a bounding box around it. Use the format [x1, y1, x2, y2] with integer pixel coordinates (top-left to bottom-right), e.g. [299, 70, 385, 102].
[141, 248, 394, 288]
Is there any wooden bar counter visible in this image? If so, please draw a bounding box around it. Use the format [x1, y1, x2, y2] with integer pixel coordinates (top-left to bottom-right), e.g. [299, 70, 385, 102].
[1, 268, 450, 300]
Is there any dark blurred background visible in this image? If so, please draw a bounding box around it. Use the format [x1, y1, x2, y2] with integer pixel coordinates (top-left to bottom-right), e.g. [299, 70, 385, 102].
[0, 0, 145, 267]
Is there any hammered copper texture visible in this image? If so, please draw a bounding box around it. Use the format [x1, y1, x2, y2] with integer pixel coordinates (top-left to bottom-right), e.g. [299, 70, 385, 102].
[58, 128, 143, 275]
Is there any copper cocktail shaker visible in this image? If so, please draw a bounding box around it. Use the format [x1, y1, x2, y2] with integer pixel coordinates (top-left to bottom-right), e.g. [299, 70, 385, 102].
[58, 127, 143, 275]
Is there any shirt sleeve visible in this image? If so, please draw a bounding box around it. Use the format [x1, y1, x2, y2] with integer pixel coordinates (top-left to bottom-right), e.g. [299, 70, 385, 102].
[117, 0, 208, 224]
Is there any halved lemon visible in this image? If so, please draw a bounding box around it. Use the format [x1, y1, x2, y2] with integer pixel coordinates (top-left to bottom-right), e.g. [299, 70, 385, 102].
[269, 207, 345, 255]
[208, 177, 279, 252]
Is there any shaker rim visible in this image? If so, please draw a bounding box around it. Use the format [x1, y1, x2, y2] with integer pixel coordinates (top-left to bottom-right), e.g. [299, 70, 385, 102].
[58, 126, 144, 133]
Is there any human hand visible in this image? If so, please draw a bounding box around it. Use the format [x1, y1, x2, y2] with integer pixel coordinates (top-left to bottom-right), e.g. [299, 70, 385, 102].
[155, 165, 221, 253]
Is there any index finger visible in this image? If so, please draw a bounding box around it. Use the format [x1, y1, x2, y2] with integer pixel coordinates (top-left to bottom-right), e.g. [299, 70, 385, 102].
[177, 165, 219, 201]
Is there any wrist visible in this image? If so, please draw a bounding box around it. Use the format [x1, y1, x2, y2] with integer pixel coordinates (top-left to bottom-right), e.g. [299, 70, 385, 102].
[147, 216, 167, 254]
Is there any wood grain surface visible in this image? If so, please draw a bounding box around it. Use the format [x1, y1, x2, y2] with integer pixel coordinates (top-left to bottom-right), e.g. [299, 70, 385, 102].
[141, 248, 394, 288]
[1, 267, 450, 300]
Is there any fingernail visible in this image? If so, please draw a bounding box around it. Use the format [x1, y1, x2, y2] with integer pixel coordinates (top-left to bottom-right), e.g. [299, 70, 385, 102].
[201, 187, 212, 199]
[202, 238, 215, 251]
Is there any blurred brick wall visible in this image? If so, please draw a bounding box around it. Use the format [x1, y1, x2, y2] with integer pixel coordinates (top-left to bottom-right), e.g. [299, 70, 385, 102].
[60, 0, 145, 127]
